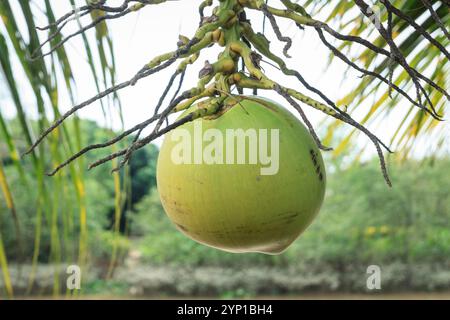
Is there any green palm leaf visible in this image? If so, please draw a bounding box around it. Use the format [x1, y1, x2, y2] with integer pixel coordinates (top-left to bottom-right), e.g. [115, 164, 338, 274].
[301, 0, 449, 156]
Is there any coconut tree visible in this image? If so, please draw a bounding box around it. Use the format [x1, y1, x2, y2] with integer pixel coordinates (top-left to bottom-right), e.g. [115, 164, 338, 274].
[0, 0, 124, 297]
[0, 0, 448, 297]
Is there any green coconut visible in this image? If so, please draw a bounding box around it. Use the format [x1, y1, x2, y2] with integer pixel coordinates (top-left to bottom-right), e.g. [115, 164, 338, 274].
[156, 96, 326, 254]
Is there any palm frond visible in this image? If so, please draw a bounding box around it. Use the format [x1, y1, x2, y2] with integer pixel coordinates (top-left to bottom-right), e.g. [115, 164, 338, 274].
[302, 0, 449, 156]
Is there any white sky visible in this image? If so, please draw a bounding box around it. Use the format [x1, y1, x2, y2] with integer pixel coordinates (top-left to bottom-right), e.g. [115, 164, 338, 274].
[1, 0, 447, 156]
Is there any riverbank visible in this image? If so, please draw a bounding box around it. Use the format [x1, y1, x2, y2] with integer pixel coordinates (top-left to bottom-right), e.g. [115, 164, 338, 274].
[15, 292, 450, 300]
[3, 263, 449, 298]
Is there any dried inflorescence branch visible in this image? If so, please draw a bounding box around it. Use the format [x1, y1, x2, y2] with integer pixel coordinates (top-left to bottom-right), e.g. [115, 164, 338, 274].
[25, 0, 449, 187]
[420, 0, 450, 41]
[353, 0, 438, 118]
[32, 0, 174, 59]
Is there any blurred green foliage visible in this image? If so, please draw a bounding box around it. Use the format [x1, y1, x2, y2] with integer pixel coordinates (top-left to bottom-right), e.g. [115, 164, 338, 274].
[131, 157, 450, 268]
[0, 118, 158, 262]
[1, 117, 449, 295]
